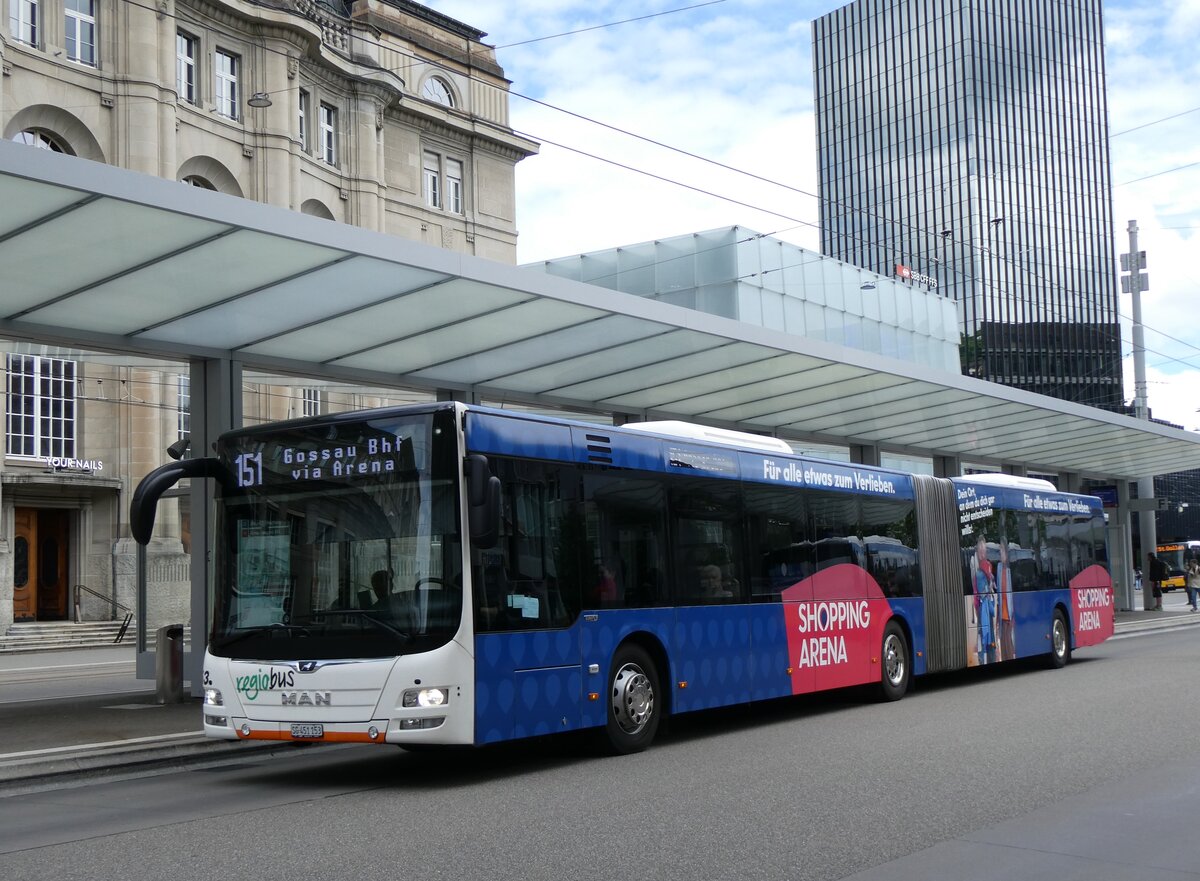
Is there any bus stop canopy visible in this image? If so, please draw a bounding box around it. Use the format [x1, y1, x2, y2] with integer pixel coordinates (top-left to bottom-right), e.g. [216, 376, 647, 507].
[1, 140, 1197, 481]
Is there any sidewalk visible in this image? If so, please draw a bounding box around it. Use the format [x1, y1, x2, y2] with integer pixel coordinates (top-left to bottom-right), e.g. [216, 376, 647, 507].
[0, 645, 276, 789]
[1112, 602, 1200, 635]
[1, 600, 1197, 789]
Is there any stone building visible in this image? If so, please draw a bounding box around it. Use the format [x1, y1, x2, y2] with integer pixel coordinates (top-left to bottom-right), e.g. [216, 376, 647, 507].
[0, 0, 535, 636]
[2, 0, 535, 258]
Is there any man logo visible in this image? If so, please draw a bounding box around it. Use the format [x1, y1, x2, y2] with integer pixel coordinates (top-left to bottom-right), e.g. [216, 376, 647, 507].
[281, 692, 331, 706]
[298, 661, 319, 673]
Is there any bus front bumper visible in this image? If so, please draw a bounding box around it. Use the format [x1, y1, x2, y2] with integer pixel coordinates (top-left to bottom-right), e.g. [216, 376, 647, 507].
[205, 715, 453, 744]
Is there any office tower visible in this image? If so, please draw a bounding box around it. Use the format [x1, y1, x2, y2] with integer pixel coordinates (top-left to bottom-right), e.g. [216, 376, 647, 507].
[813, 0, 1123, 408]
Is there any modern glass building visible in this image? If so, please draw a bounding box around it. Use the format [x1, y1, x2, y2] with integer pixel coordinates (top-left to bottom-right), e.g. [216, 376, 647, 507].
[530, 227, 961, 372]
[813, 0, 1123, 409]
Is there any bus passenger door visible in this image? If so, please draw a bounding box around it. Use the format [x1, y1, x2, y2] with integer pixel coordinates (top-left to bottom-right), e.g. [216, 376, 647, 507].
[668, 479, 753, 713]
[472, 462, 584, 745]
[508, 625, 583, 742]
[474, 565, 585, 744]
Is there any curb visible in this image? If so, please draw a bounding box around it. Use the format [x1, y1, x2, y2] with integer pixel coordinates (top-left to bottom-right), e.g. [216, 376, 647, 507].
[1114, 614, 1200, 637]
[0, 732, 288, 790]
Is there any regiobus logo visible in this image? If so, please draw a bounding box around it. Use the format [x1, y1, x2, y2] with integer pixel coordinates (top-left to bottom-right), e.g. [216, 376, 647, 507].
[235, 667, 295, 701]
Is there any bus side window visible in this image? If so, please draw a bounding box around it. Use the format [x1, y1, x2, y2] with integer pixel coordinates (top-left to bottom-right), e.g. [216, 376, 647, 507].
[1042, 513, 1070, 589]
[475, 558, 508, 629]
[809, 490, 862, 574]
[474, 459, 582, 632]
[668, 476, 744, 604]
[744, 483, 809, 602]
[582, 472, 669, 610]
[1068, 513, 1097, 577]
[1007, 512, 1041, 592]
[862, 497, 920, 597]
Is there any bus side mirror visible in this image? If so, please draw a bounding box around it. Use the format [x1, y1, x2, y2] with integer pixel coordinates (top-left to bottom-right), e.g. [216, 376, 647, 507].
[130, 456, 230, 545]
[465, 454, 500, 549]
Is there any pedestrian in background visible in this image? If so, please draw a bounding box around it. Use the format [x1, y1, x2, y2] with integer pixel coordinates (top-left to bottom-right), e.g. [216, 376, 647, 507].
[1147, 553, 1166, 611]
[1186, 558, 1200, 612]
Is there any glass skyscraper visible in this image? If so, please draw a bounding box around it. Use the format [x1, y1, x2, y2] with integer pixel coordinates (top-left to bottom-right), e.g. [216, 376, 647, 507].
[813, 0, 1123, 409]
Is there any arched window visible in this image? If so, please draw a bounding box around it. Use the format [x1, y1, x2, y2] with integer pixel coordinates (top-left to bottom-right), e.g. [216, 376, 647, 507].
[176, 156, 243, 196]
[301, 199, 336, 220]
[421, 76, 455, 108]
[12, 129, 69, 153]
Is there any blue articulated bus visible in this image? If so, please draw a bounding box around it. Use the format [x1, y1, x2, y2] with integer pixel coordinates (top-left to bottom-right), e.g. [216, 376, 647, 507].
[130, 402, 1113, 754]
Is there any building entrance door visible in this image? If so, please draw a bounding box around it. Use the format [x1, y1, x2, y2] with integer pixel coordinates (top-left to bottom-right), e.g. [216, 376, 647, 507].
[13, 507, 70, 622]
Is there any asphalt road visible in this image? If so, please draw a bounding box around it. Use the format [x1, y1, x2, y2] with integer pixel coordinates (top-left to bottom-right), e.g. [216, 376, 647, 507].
[1, 629, 1199, 881]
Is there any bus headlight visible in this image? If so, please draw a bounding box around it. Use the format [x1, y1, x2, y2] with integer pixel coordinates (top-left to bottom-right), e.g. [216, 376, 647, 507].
[403, 687, 449, 708]
[204, 688, 224, 707]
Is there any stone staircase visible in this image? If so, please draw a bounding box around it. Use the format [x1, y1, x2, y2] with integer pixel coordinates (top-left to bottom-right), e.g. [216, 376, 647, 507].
[0, 620, 133, 653]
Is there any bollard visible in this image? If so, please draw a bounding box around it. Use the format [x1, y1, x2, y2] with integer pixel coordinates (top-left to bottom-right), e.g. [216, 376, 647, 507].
[155, 623, 185, 704]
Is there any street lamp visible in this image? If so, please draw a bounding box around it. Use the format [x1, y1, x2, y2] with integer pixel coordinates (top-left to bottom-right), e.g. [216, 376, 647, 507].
[247, 92, 273, 108]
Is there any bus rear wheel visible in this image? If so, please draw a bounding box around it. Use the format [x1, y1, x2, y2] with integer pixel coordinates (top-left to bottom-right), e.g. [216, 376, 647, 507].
[1046, 609, 1070, 669]
[879, 621, 910, 701]
[602, 644, 660, 755]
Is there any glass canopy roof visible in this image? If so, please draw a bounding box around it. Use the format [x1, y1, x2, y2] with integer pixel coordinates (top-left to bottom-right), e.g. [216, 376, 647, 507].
[1, 139, 1197, 480]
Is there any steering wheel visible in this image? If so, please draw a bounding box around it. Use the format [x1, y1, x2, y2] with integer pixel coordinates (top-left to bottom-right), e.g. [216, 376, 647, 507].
[414, 577, 445, 590]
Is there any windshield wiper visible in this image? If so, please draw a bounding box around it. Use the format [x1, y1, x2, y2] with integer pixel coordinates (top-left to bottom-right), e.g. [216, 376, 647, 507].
[213, 622, 311, 651]
[315, 609, 411, 640]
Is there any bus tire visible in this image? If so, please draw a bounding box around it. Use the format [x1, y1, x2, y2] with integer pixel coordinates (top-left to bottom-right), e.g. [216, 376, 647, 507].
[1047, 609, 1070, 669]
[879, 620, 910, 702]
[602, 643, 661, 755]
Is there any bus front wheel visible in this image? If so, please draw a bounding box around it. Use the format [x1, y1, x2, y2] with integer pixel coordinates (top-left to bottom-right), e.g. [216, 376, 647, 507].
[1046, 610, 1071, 669]
[602, 644, 660, 754]
[879, 621, 910, 701]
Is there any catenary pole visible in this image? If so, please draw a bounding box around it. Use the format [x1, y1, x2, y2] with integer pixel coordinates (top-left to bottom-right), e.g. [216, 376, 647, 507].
[1127, 220, 1158, 610]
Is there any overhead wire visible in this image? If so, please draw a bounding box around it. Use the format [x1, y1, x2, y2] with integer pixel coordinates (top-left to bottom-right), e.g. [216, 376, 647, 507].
[495, 88, 1200, 387]
[504, 107, 1200, 400]
[512, 108, 1195, 394]
[28, 0, 1200, 407]
[114, 0, 1197, 290]
[111, 0, 1200, 237]
[493, 1, 729, 48]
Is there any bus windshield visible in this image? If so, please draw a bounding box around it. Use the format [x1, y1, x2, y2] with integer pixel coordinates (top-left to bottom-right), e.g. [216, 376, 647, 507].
[210, 409, 462, 661]
[1158, 546, 1181, 575]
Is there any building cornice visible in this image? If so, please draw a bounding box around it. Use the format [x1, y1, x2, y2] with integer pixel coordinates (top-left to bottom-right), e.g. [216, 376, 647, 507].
[1, 470, 123, 491]
[395, 106, 537, 160]
[350, 4, 506, 80]
[184, 0, 518, 116]
[372, 0, 486, 42]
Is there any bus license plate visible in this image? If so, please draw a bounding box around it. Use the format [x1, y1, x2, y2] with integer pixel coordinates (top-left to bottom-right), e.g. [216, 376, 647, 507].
[290, 723, 324, 739]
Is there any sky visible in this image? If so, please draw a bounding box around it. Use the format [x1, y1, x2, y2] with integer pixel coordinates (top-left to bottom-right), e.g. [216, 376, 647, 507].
[424, 0, 1200, 432]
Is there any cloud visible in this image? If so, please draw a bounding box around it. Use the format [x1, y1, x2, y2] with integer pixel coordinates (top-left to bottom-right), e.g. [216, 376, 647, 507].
[427, 0, 1200, 445]
[476, 1, 823, 261]
[1106, 3, 1200, 430]
[1167, 0, 1200, 40]
[1125, 361, 1200, 433]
